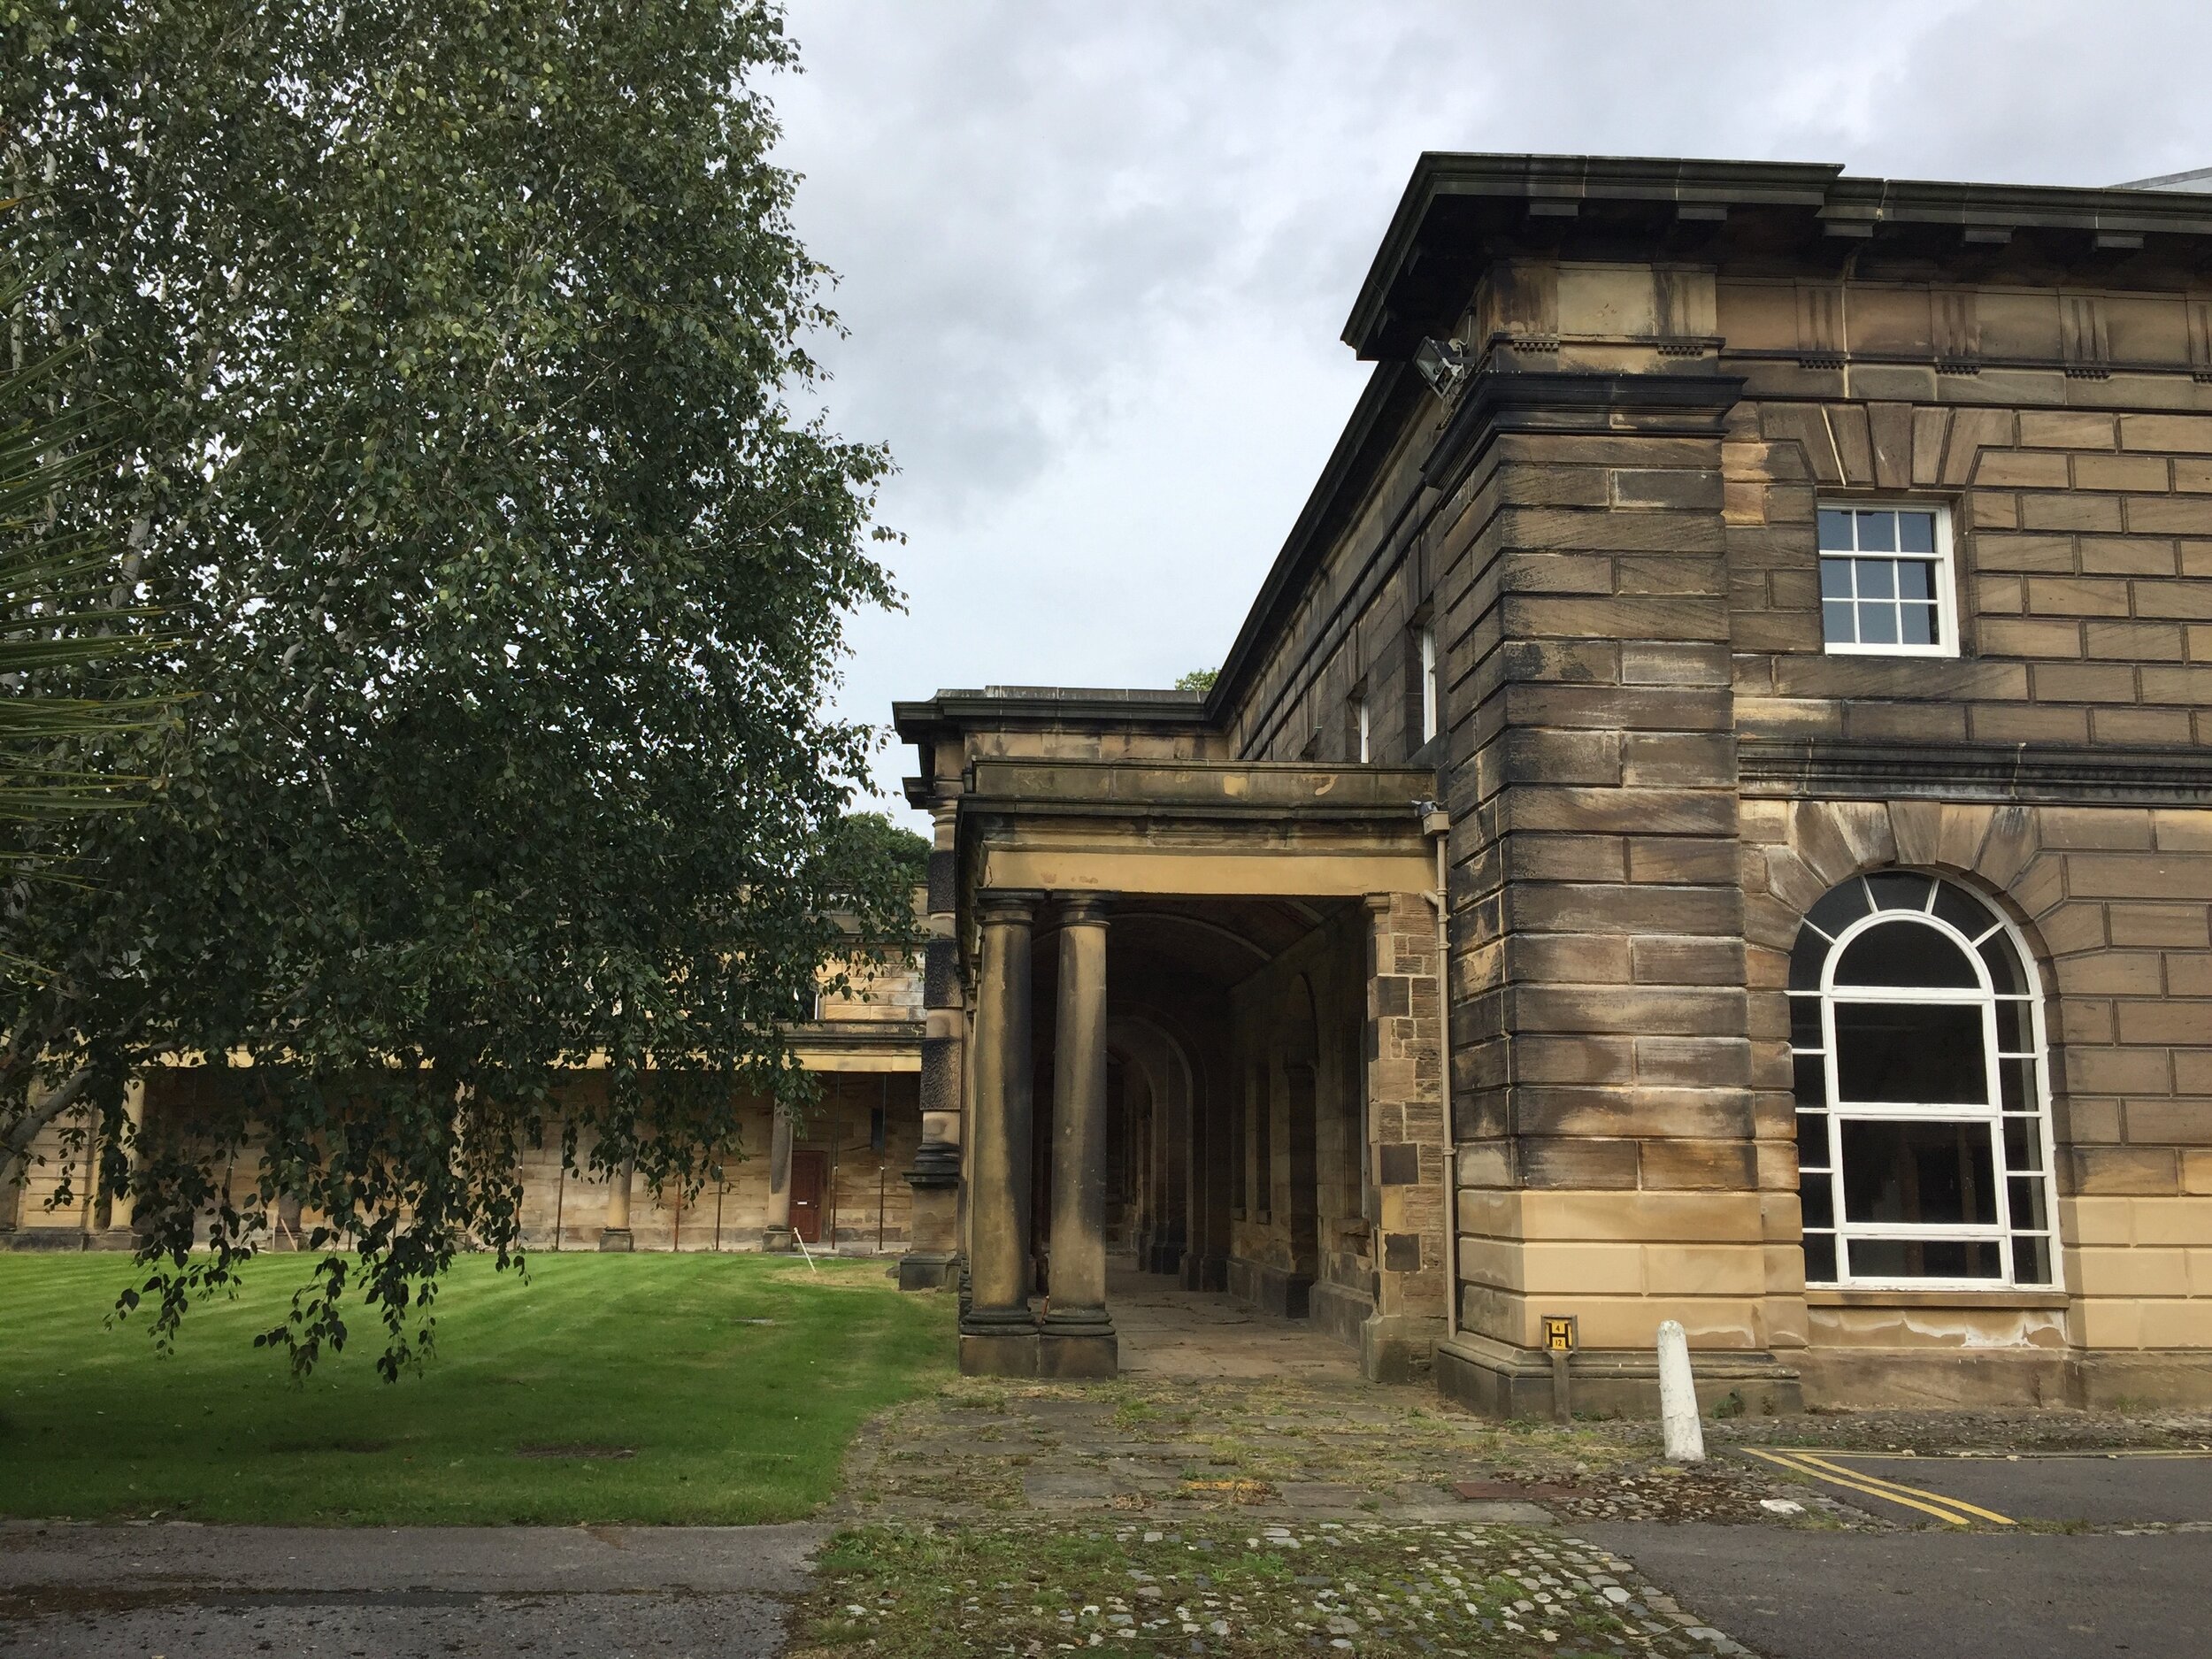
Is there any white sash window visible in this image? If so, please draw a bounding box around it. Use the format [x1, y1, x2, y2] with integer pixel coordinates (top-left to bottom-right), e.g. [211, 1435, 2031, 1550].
[1789, 872, 2060, 1289]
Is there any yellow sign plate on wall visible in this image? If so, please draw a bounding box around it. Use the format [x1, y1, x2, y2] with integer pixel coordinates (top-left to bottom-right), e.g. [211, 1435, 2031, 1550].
[1542, 1316, 1578, 1354]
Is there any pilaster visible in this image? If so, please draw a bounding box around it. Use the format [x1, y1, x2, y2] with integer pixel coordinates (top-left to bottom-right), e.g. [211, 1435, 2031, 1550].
[1363, 892, 1449, 1381]
[901, 803, 964, 1288]
[598, 1160, 635, 1252]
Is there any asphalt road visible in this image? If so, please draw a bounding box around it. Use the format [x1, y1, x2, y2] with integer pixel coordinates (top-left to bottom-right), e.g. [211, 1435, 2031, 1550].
[0, 1522, 821, 1659]
[1787, 1450, 2212, 1526]
[1584, 1524, 2212, 1659]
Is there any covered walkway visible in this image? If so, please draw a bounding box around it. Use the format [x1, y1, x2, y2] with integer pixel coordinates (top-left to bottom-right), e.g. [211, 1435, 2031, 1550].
[1108, 1267, 1363, 1386]
[890, 703, 1457, 1388]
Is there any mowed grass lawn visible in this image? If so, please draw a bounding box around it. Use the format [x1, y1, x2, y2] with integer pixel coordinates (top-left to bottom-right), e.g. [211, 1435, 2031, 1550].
[0, 1250, 953, 1525]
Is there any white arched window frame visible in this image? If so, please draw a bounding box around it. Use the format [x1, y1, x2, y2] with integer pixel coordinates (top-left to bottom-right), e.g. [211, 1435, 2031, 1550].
[1788, 872, 2062, 1291]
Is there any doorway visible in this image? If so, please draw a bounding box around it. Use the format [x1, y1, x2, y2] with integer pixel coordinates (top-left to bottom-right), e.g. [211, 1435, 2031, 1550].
[791, 1149, 827, 1244]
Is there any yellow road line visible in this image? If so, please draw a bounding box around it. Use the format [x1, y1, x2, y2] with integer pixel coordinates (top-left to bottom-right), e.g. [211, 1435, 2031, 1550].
[1866, 1449, 2212, 1462]
[1787, 1451, 2017, 1526]
[1740, 1447, 1979, 1526]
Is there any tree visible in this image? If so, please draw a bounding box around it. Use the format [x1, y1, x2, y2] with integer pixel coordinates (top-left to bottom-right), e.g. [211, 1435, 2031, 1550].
[0, 250, 163, 863]
[0, 0, 913, 1377]
[1174, 668, 1218, 693]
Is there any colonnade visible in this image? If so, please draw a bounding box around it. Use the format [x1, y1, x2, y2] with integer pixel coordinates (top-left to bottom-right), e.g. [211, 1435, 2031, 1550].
[959, 889, 1118, 1379]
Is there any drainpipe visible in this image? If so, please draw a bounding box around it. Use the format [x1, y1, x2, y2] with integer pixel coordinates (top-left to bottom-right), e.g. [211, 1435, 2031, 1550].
[1416, 798, 1458, 1343]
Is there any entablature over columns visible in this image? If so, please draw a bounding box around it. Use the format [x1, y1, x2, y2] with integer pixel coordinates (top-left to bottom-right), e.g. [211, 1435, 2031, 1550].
[954, 758, 1440, 905]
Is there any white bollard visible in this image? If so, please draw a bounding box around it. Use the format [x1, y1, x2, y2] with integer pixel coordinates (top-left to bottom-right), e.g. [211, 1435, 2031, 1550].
[1656, 1319, 1705, 1464]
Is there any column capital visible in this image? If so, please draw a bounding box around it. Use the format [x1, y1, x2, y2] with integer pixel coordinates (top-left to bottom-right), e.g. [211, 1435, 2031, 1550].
[1056, 891, 1116, 928]
[976, 887, 1046, 926]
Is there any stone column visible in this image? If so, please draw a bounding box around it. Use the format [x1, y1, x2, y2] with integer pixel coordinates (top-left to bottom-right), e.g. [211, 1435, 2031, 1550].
[1041, 894, 1116, 1378]
[959, 888, 1042, 1376]
[98, 1077, 146, 1248]
[901, 803, 964, 1288]
[598, 1159, 635, 1251]
[762, 1111, 795, 1252]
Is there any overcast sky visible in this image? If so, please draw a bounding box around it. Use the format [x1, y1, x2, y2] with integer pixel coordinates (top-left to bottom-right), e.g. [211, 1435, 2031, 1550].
[769, 0, 2212, 822]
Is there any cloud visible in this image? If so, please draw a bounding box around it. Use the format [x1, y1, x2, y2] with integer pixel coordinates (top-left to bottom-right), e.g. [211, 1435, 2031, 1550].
[768, 0, 2212, 816]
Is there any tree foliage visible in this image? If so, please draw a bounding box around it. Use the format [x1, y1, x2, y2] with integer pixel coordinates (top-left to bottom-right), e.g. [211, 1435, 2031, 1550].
[0, 0, 912, 1376]
[0, 251, 163, 859]
[1173, 668, 1217, 693]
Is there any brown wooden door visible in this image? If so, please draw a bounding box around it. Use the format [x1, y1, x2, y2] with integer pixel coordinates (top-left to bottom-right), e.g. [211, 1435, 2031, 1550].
[789, 1149, 827, 1244]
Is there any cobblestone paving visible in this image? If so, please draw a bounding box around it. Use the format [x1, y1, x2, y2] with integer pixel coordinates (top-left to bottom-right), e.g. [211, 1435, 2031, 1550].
[798, 1517, 1754, 1658]
[1702, 1404, 2212, 1456]
[835, 1375, 1841, 1532]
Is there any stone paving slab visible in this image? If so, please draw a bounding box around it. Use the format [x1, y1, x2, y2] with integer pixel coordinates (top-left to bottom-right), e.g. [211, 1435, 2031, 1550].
[4, 1590, 789, 1659]
[0, 1521, 825, 1593]
[0, 1522, 819, 1659]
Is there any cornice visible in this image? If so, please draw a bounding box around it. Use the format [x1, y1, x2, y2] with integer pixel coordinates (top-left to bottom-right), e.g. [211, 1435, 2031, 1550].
[1347, 153, 2212, 361]
[1739, 737, 2212, 807]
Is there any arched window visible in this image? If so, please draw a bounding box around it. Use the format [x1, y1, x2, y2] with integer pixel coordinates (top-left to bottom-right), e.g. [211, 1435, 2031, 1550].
[1788, 872, 2060, 1289]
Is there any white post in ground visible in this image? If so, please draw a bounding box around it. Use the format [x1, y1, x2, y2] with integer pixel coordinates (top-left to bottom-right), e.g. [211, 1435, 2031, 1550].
[1656, 1319, 1705, 1463]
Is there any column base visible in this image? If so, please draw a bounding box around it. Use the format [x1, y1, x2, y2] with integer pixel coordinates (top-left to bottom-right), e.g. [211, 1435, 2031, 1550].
[1179, 1251, 1229, 1293]
[597, 1228, 634, 1253]
[1359, 1310, 1443, 1385]
[898, 1251, 957, 1290]
[1039, 1325, 1118, 1379]
[959, 1327, 1041, 1377]
[762, 1225, 795, 1254]
[92, 1226, 142, 1253]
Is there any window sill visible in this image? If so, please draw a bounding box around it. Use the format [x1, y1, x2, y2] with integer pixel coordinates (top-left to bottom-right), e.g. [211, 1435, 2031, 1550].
[1804, 1287, 2069, 1310]
[1819, 645, 1960, 659]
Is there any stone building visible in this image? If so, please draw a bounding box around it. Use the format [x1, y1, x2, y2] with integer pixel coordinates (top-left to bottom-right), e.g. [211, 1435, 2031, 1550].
[0, 948, 924, 1257]
[893, 154, 2212, 1412]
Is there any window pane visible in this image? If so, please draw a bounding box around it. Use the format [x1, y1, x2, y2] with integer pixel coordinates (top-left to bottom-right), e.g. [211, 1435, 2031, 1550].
[1834, 919, 1978, 987]
[1867, 872, 1935, 913]
[1793, 1051, 1827, 1107]
[1901, 603, 1938, 646]
[1898, 511, 1937, 554]
[1790, 994, 1822, 1047]
[1856, 511, 1896, 552]
[1978, 935, 2026, 995]
[1789, 927, 1830, 991]
[1836, 1002, 1988, 1102]
[1807, 880, 1872, 939]
[1840, 1118, 1999, 1225]
[1797, 1110, 1830, 1170]
[1803, 1233, 1838, 1283]
[1994, 999, 2027, 1052]
[1848, 1237, 2002, 1279]
[1822, 601, 1856, 644]
[1897, 560, 1936, 601]
[2008, 1176, 2050, 1232]
[1817, 509, 1854, 550]
[1859, 603, 1900, 644]
[2002, 1113, 2044, 1173]
[1932, 882, 1993, 938]
[1858, 558, 1897, 598]
[1820, 557, 1854, 598]
[1801, 1179, 1834, 1230]
[1999, 1056, 2037, 1113]
[2014, 1234, 2053, 1286]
